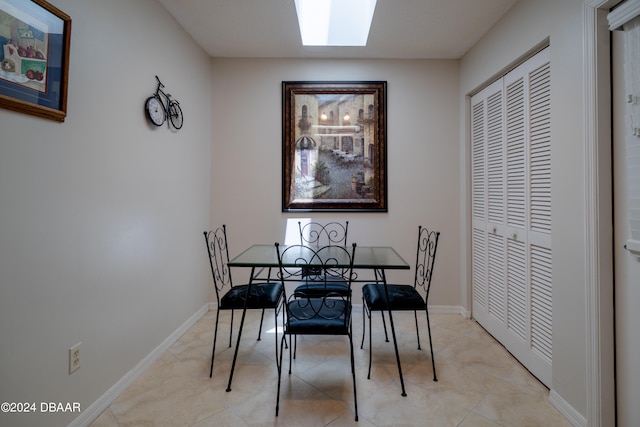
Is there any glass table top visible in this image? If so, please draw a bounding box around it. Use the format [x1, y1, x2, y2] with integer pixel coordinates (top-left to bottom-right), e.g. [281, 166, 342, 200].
[228, 244, 410, 270]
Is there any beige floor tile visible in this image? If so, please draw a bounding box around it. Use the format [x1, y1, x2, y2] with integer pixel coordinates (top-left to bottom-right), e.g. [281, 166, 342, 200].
[88, 408, 119, 427]
[190, 408, 248, 427]
[437, 334, 517, 380]
[472, 379, 572, 426]
[458, 412, 502, 426]
[109, 353, 223, 426]
[88, 312, 570, 427]
[359, 381, 469, 427]
[406, 357, 499, 411]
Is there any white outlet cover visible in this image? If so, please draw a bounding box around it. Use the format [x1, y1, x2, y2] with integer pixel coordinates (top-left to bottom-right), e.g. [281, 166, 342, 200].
[69, 342, 81, 374]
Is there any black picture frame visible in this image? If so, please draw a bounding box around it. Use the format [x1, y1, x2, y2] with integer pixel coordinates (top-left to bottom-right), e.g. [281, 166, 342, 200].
[282, 81, 387, 212]
[0, 0, 72, 122]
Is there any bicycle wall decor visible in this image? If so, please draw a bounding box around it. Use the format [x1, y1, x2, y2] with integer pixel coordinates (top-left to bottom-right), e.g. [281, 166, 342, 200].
[144, 75, 184, 130]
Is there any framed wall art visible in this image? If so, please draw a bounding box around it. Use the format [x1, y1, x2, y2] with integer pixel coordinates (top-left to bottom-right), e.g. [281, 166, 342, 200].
[282, 81, 387, 212]
[0, 0, 71, 122]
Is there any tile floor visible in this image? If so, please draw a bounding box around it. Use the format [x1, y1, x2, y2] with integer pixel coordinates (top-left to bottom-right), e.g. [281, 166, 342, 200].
[89, 307, 571, 426]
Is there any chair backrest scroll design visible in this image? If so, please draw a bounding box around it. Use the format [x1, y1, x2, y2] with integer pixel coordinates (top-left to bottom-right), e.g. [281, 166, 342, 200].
[204, 225, 233, 304]
[414, 226, 440, 298]
[298, 221, 349, 247]
[298, 221, 350, 280]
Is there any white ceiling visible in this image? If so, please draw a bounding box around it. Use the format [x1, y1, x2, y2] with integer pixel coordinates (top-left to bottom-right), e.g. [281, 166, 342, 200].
[157, 0, 518, 59]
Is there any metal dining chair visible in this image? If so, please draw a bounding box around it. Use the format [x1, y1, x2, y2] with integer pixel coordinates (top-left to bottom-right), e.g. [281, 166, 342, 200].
[275, 242, 359, 421]
[293, 220, 352, 298]
[203, 225, 285, 391]
[361, 226, 440, 384]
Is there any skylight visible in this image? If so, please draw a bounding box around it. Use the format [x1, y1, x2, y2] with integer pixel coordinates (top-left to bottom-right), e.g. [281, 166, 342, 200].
[294, 0, 377, 46]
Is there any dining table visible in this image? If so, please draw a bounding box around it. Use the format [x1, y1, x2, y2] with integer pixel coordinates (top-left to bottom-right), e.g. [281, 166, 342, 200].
[225, 243, 412, 396]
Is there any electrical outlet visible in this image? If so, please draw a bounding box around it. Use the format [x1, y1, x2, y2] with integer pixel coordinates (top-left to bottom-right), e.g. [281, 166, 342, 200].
[69, 342, 81, 374]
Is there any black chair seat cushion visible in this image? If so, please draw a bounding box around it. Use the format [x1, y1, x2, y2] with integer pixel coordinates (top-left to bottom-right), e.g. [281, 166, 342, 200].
[286, 298, 351, 334]
[220, 282, 283, 309]
[362, 283, 425, 310]
[294, 280, 350, 298]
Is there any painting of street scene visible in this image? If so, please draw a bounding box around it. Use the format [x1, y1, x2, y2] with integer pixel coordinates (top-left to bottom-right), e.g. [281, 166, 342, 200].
[283, 82, 387, 212]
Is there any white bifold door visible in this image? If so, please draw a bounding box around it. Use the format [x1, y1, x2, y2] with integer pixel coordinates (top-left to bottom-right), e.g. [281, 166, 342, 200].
[471, 47, 552, 387]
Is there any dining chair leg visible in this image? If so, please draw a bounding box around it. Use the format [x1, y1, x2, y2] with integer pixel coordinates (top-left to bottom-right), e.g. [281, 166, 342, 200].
[275, 303, 284, 371]
[360, 298, 367, 349]
[372, 269, 390, 342]
[425, 308, 437, 381]
[275, 333, 286, 416]
[379, 311, 389, 342]
[257, 308, 266, 341]
[273, 306, 279, 370]
[281, 302, 289, 350]
[259, 267, 273, 342]
[367, 307, 373, 380]
[293, 335, 298, 360]
[349, 328, 359, 422]
[288, 334, 294, 374]
[209, 309, 221, 378]
[414, 310, 422, 350]
[228, 309, 235, 348]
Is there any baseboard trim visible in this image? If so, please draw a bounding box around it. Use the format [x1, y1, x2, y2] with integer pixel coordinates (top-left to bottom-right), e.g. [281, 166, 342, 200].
[68, 304, 210, 427]
[549, 389, 587, 427]
[429, 305, 469, 317]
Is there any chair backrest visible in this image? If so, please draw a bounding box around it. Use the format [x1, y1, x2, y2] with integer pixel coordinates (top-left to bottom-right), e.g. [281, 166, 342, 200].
[203, 225, 233, 303]
[298, 221, 349, 280]
[276, 242, 357, 299]
[298, 221, 349, 248]
[414, 226, 440, 298]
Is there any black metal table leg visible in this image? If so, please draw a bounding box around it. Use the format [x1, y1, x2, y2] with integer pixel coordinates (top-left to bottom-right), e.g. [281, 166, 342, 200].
[225, 267, 255, 392]
[379, 269, 407, 396]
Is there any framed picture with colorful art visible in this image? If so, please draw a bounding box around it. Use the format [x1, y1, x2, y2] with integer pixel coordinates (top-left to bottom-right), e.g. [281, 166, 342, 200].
[0, 0, 71, 122]
[282, 81, 387, 212]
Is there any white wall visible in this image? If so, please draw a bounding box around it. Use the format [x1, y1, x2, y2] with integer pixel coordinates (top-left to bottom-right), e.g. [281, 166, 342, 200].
[209, 58, 462, 307]
[0, 1, 212, 426]
[460, 0, 603, 421]
[613, 29, 640, 427]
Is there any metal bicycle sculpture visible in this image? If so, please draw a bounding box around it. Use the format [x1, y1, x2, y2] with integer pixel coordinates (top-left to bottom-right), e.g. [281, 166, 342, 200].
[144, 75, 184, 130]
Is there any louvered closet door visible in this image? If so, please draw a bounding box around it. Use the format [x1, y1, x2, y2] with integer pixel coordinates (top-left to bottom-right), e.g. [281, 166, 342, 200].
[471, 79, 505, 332]
[470, 47, 552, 387]
[525, 52, 552, 382]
